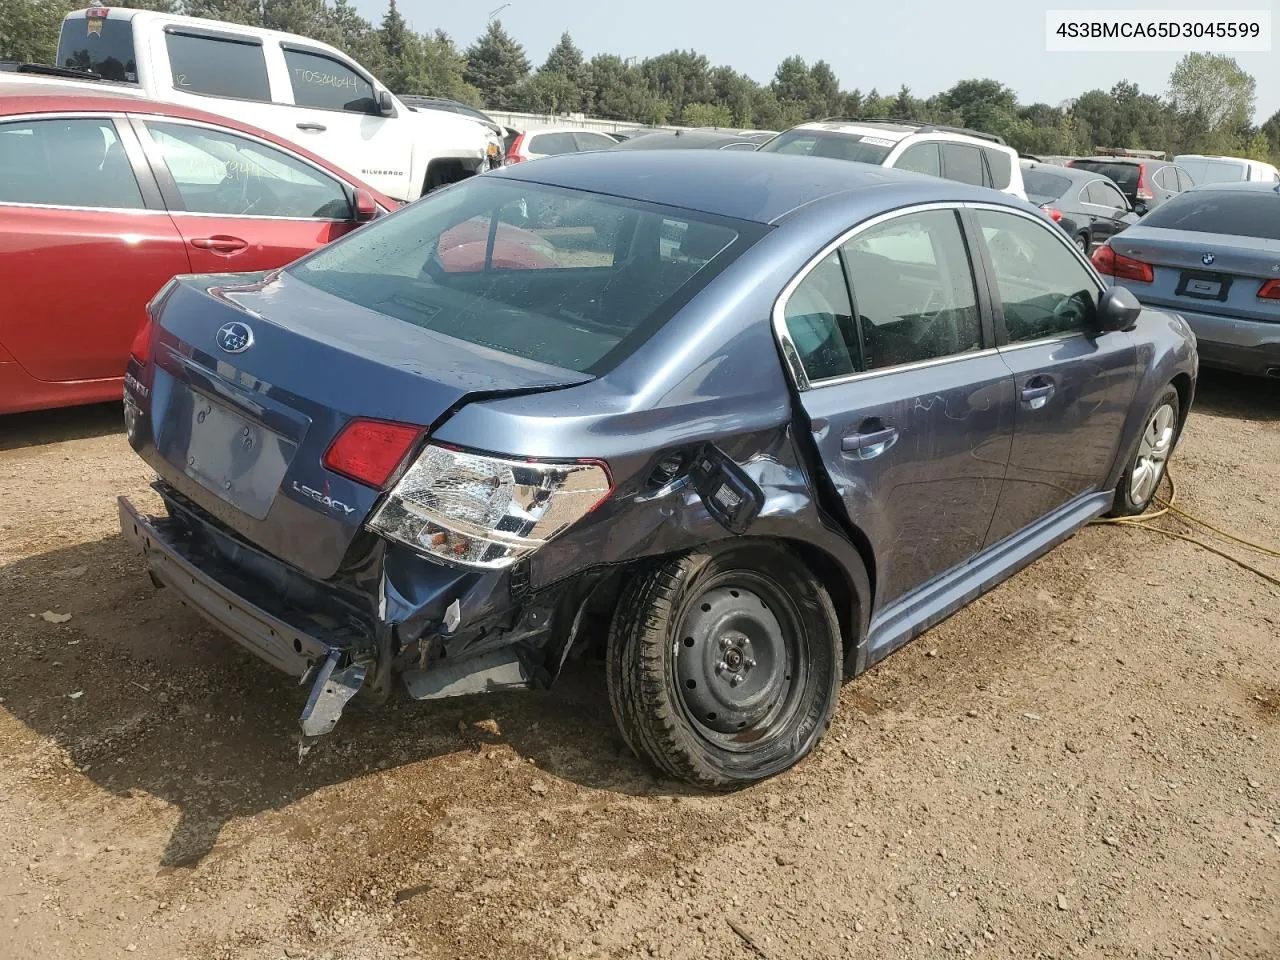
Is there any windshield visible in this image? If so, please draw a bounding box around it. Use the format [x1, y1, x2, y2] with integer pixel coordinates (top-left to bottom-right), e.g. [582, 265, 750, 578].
[290, 177, 761, 374]
[1070, 160, 1139, 194]
[56, 15, 137, 82]
[1139, 190, 1280, 241]
[1175, 158, 1245, 185]
[1023, 170, 1071, 204]
[757, 129, 894, 164]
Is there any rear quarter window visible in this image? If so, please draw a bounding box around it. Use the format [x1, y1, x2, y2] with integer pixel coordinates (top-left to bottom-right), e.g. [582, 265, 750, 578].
[1023, 169, 1069, 203]
[1139, 191, 1280, 241]
[165, 31, 270, 101]
[528, 132, 579, 156]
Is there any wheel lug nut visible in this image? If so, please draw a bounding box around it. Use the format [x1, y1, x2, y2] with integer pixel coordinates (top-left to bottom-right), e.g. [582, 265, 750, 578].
[715, 660, 728, 673]
[745, 658, 756, 669]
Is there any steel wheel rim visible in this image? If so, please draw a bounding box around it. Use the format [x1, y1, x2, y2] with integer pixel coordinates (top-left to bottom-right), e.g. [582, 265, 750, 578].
[1129, 402, 1176, 505]
[671, 572, 806, 752]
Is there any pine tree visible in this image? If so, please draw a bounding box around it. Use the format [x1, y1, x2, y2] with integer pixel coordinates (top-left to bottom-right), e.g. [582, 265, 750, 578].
[379, 0, 408, 62]
[463, 20, 530, 109]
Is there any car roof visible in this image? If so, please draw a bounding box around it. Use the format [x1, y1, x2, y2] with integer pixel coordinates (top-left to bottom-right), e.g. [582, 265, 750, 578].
[790, 120, 915, 142]
[1073, 156, 1153, 166]
[1023, 163, 1107, 184]
[1185, 180, 1280, 193]
[0, 84, 395, 205]
[493, 149, 1013, 224]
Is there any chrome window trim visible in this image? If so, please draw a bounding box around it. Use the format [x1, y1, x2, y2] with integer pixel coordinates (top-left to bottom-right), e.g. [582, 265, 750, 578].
[772, 200, 1107, 392]
[0, 200, 168, 216]
[132, 114, 355, 221]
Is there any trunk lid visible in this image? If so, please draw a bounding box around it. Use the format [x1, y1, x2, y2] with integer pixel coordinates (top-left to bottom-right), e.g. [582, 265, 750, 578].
[139, 271, 591, 579]
[1110, 226, 1280, 324]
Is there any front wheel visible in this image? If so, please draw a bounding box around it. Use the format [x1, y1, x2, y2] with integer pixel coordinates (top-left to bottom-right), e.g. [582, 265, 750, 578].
[606, 543, 841, 789]
[1108, 384, 1180, 516]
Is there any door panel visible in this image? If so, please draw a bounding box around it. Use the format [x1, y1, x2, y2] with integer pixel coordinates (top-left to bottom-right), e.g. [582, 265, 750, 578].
[799, 359, 1015, 608]
[970, 207, 1139, 544]
[167, 214, 354, 273]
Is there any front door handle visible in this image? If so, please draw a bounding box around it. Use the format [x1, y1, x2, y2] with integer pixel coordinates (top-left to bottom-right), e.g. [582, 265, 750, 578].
[296, 122, 327, 132]
[190, 235, 248, 254]
[842, 423, 899, 459]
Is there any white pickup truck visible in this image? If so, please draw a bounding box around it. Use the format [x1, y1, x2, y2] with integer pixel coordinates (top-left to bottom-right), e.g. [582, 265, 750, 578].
[53, 6, 500, 202]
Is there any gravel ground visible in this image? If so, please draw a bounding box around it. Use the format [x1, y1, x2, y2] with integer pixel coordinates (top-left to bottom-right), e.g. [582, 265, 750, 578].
[0, 370, 1276, 960]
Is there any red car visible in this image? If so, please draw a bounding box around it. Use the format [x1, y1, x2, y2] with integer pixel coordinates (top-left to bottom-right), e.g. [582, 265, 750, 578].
[0, 81, 396, 415]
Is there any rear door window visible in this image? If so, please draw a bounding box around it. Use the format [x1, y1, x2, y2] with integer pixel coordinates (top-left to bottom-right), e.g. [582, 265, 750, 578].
[290, 177, 760, 374]
[0, 118, 144, 210]
[527, 132, 580, 156]
[1138, 190, 1280, 241]
[57, 15, 138, 82]
[283, 48, 378, 114]
[783, 253, 859, 381]
[894, 142, 941, 177]
[142, 121, 351, 219]
[1091, 180, 1128, 210]
[940, 143, 987, 186]
[842, 209, 983, 370]
[983, 147, 1012, 190]
[165, 31, 270, 101]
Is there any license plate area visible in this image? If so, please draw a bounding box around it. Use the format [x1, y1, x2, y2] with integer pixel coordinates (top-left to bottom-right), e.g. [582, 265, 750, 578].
[157, 385, 296, 520]
[1176, 270, 1231, 302]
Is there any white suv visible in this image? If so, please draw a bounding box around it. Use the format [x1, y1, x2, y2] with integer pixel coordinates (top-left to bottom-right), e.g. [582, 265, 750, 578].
[758, 119, 1026, 200]
[50, 7, 500, 202]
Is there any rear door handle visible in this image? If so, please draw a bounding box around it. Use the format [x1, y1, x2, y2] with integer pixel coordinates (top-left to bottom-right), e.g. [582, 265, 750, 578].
[296, 122, 327, 132]
[190, 236, 248, 254]
[841, 424, 899, 459]
[1020, 380, 1056, 409]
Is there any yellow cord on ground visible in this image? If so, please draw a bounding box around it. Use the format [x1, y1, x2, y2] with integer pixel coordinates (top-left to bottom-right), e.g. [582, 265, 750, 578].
[1092, 469, 1280, 590]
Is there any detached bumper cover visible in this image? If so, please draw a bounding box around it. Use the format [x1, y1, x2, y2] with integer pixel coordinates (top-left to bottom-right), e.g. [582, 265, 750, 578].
[118, 496, 332, 678]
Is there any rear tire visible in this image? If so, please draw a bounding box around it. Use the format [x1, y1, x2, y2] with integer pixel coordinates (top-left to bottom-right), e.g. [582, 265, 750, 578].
[1075, 233, 1090, 255]
[606, 542, 841, 789]
[1107, 384, 1180, 517]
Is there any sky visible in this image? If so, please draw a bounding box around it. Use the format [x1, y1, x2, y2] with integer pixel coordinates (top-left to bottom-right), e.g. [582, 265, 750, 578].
[355, 0, 1279, 125]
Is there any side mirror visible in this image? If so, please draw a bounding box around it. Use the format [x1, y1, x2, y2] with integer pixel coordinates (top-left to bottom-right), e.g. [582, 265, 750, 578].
[353, 187, 377, 223]
[1132, 200, 1148, 216]
[377, 90, 394, 116]
[1095, 285, 1141, 333]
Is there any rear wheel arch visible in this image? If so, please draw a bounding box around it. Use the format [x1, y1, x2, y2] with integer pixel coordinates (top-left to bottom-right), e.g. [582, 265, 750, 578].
[782, 536, 871, 673]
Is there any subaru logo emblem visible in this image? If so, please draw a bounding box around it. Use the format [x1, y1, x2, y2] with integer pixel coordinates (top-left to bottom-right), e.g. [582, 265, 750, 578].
[215, 322, 253, 354]
[1201, 252, 1216, 266]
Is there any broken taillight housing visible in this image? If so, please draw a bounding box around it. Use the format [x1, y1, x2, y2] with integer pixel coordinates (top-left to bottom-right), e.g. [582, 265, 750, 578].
[368, 444, 613, 569]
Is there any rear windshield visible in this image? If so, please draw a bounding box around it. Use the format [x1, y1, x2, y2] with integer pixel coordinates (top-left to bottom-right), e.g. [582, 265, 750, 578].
[1139, 190, 1280, 241]
[1070, 160, 1139, 193]
[57, 15, 137, 82]
[290, 177, 762, 374]
[1023, 169, 1071, 203]
[1175, 158, 1246, 185]
[758, 129, 894, 164]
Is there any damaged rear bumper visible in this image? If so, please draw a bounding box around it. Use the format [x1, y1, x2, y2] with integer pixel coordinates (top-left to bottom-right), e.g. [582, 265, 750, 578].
[119, 496, 368, 736]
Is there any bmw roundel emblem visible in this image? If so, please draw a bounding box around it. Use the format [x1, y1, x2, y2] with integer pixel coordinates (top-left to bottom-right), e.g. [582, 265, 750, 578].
[1202, 252, 1216, 266]
[215, 321, 254, 354]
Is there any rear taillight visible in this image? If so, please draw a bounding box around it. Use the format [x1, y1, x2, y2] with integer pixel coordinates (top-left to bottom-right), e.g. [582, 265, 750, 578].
[505, 133, 526, 164]
[1259, 279, 1280, 300]
[1041, 205, 1063, 222]
[368, 444, 613, 569]
[1092, 244, 1154, 283]
[129, 316, 153, 365]
[323, 419, 423, 489]
[1135, 164, 1154, 201]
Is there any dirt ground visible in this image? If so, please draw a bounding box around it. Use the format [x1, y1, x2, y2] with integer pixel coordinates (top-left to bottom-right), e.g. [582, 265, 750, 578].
[0, 371, 1277, 960]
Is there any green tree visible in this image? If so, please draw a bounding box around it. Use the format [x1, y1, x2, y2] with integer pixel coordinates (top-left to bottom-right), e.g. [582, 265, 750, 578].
[709, 66, 758, 127]
[937, 78, 1019, 138]
[1168, 53, 1255, 138]
[541, 32, 584, 80]
[378, 0, 408, 62]
[807, 60, 841, 116]
[682, 102, 734, 127]
[514, 70, 581, 114]
[770, 55, 811, 111]
[182, 0, 263, 25]
[641, 50, 713, 118]
[463, 19, 529, 109]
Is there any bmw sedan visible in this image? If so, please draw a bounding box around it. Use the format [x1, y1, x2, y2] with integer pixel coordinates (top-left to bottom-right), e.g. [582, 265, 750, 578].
[1091, 182, 1280, 378]
[118, 152, 1197, 788]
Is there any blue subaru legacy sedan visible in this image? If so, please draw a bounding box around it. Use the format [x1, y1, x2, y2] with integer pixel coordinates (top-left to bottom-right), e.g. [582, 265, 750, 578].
[119, 151, 1197, 788]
